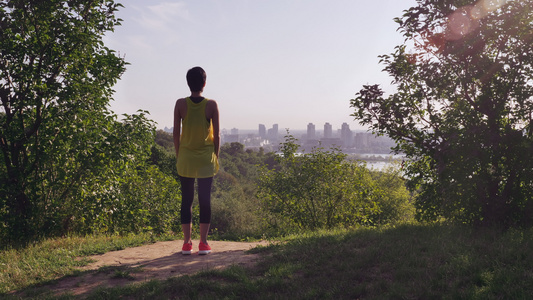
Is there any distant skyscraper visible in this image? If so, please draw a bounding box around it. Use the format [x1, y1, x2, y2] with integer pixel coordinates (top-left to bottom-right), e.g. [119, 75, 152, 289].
[324, 122, 332, 138]
[341, 122, 353, 148]
[272, 124, 278, 136]
[259, 124, 266, 138]
[267, 124, 279, 142]
[231, 128, 239, 135]
[307, 123, 316, 139]
[342, 123, 349, 130]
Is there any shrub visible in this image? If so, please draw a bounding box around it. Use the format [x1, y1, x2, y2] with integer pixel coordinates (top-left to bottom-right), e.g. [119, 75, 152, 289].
[71, 165, 181, 235]
[257, 135, 414, 232]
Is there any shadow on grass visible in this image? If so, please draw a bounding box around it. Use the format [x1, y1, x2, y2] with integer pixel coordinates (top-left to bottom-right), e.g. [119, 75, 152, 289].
[7, 224, 533, 299]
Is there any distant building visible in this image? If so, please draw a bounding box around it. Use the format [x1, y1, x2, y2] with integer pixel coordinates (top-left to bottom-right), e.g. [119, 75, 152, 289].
[258, 124, 266, 138]
[324, 122, 332, 139]
[321, 138, 342, 149]
[354, 132, 369, 150]
[272, 124, 278, 136]
[307, 123, 316, 140]
[341, 123, 353, 148]
[222, 128, 240, 144]
[267, 124, 279, 142]
[212, 122, 397, 153]
[352, 132, 396, 153]
[225, 134, 239, 144]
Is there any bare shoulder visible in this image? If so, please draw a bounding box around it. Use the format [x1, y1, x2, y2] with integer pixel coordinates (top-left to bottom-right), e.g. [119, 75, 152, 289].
[176, 98, 188, 106]
[175, 98, 188, 110]
[174, 98, 188, 119]
[206, 99, 219, 110]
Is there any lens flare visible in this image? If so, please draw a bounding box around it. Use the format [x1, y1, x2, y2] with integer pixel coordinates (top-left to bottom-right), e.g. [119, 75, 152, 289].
[444, 0, 508, 40]
[446, 6, 479, 40]
[470, 4, 486, 20]
[481, 0, 507, 12]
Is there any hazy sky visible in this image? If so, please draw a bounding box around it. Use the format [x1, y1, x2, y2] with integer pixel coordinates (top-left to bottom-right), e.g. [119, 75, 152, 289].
[104, 0, 417, 131]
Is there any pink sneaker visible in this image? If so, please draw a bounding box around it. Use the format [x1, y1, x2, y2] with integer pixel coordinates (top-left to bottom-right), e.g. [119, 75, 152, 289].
[182, 242, 193, 255]
[199, 241, 211, 255]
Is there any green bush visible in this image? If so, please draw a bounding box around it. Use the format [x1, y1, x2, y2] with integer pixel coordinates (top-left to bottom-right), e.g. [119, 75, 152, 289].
[257, 135, 414, 232]
[211, 178, 263, 239]
[73, 165, 181, 235]
[207, 143, 280, 239]
[369, 163, 415, 224]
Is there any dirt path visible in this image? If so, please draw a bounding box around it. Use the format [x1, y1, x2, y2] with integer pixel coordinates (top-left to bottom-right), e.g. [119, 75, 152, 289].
[49, 240, 269, 297]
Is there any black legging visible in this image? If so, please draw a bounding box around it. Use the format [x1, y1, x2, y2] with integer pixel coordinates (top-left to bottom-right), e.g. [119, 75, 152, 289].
[179, 176, 213, 224]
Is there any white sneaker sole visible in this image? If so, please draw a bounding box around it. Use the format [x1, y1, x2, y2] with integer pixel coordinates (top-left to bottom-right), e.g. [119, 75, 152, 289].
[182, 250, 192, 255]
[198, 250, 211, 255]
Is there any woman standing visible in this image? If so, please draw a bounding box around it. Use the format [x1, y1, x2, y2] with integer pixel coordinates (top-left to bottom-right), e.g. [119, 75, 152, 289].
[173, 67, 220, 255]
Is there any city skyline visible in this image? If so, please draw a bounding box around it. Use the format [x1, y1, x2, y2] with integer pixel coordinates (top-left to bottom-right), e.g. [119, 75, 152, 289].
[164, 120, 395, 154]
[164, 120, 374, 135]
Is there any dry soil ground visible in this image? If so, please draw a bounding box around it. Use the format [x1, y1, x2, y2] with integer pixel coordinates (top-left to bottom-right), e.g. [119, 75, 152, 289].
[46, 240, 269, 297]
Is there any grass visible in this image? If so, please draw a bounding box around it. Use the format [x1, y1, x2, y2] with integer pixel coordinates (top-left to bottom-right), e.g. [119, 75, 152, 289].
[3, 224, 533, 299]
[0, 232, 177, 295]
[97, 265, 144, 281]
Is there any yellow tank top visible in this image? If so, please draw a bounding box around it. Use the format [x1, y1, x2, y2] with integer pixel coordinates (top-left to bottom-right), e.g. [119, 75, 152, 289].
[177, 98, 219, 178]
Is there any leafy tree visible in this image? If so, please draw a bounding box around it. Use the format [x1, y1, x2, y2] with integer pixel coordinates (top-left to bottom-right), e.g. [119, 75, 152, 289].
[209, 143, 277, 238]
[76, 163, 181, 235]
[154, 129, 174, 150]
[63, 112, 158, 234]
[257, 135, 411, 231]
[350, 0, 533, 226]
[211, 171, 262, 239]
[218, 142, 278, 180]
[369, 163, 415, 225]
[150, 143, 178, 178]
[0, 0, 150, 241]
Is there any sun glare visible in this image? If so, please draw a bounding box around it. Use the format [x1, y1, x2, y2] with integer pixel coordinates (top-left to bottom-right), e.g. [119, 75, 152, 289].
[445, 0, 508, 40]
[447, 6, 479, 40]
[481, 0, 507, 13]
[414, 0, 512, 59]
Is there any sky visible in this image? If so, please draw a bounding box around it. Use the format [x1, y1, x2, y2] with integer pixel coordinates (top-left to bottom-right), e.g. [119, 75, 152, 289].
[104, 0, 418, 131]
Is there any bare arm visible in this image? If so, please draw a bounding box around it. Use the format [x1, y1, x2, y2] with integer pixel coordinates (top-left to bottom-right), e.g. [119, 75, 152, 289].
[173, 99, 185, 159]
[207, 99, 220, 158]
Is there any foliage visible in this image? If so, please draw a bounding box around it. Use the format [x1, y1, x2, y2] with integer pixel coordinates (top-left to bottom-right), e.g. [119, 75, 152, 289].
[257, 134, 413, 231]
[211, 174, 262, 239]
[150, 143, 179, 178]
[57, 114, 181, 236]
[369, 163, 415, 224]
[218, 142, 278, 180]
[350, 0, 533, 227]
[211, 142, 278, 239]
[154, 129, 175, 152]
[0, 0, 166, 243]
[74, 164, 181, 235]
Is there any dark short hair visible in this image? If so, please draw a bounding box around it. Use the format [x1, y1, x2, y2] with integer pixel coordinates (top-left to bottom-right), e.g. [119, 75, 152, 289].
[186, 67, 206, 92]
